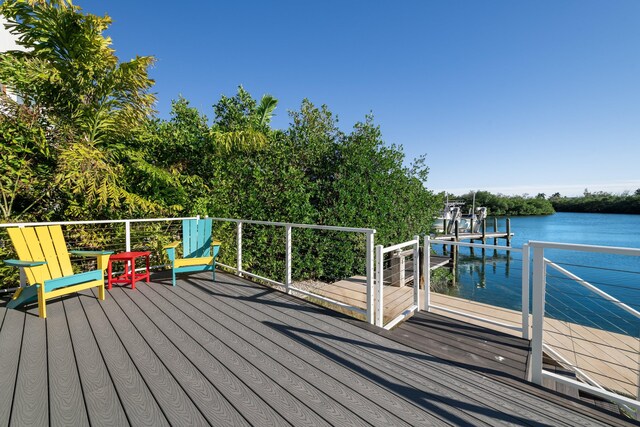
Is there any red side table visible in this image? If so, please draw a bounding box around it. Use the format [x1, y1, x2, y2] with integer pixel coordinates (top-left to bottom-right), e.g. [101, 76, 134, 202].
[107, 251, 151, 290]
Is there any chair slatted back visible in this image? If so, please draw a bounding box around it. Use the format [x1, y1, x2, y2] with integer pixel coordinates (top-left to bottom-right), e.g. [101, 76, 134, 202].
[182, 218, 213, 258]
[7, 225, 74, 285]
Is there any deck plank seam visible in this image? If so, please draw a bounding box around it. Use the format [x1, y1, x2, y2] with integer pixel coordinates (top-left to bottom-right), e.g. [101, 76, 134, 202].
[7, 309, 27, 427]
[396, 323, 531, 372]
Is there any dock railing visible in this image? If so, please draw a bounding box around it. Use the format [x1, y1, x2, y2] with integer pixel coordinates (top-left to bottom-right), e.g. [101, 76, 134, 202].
[424, 236, 530, 339]
[530, 241, 640, 418]
[375, 236, 420, 329]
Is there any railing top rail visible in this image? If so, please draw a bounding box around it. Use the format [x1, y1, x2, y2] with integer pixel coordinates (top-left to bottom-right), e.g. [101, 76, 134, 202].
[380, 239, 419, 255]
[0, 217, 199, 228]
[209, 217, 376, 234]
[529, 240, 640, 256]
[428, 238, 522, 253]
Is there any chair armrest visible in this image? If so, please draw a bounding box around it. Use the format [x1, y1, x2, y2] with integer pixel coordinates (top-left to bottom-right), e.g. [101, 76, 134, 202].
[211, 240, 221, 246]
[70, 250, 114, 257]
[4, 259, 47, 268]
[70, 250, 113, 271]
[163, 241, 181, 250]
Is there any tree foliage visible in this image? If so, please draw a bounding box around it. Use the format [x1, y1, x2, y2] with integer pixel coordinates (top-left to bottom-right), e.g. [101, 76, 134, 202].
[0, 1, 439, 286]
[0, 0, 160, 220]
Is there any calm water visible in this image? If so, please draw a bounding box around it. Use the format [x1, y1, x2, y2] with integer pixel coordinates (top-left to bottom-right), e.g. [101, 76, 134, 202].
[435, 212, 640, 336]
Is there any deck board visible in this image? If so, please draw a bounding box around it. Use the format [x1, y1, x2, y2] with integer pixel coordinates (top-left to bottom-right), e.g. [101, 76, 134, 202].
[46, 298, 89, 427]
[0, 307, 23, 427]
[221, 275, 633, 427]
[104, 286, 249, 426]
[12, 306, 48, 426]
[395, 314, 529, 379]
[0, 271, 635, 427]
[157, 283, 430, 426]
[174, 277, 447, 426]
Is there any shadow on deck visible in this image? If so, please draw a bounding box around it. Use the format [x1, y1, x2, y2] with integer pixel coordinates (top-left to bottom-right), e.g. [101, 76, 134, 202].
[0, 271, 635, 426]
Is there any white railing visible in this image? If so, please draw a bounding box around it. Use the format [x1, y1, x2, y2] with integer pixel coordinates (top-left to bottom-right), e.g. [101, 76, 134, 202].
[530, 241, 640, 417]
[424, 236, 530, 339]
[208, 218, 377, 325]
[376, 236, 420, 329]
[1, 216, 379, 323]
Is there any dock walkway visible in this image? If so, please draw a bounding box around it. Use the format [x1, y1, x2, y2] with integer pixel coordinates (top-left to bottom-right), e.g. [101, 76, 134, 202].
[0, 271, 632, 426]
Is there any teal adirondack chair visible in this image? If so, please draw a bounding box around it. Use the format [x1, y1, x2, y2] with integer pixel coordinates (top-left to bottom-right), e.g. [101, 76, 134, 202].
[163, 218, 220, 286]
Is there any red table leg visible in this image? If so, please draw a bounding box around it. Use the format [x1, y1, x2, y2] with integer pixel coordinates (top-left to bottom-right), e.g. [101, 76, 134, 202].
[145, 254, 150, 283]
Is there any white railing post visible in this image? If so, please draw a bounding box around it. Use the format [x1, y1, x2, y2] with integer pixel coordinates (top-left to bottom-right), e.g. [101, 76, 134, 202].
[365, 231, 375, 325]
[531, 243, 546, 384]
[413, 235, 420, 312]
[237, 222, 243, 276]
[521, 243, 530, 340]
[125, 220, 131, 252]
[285, 225, 292, 294]
[424, 235, 431, 312]
[375, 244, 384, 327]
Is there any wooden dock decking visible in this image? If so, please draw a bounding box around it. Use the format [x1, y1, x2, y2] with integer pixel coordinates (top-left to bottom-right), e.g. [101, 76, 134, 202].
[427, 293, 640, 399]
[0, 271, 634, 426]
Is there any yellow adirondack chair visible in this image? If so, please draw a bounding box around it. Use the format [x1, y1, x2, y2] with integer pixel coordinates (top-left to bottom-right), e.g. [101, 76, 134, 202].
[3, 225, 112, 318]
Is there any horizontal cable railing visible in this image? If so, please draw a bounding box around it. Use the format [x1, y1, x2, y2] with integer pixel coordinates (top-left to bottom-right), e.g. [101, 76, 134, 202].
[209, 218, 377, 325]
[530, 241, 640, 418]
[424, 236, 529, 339]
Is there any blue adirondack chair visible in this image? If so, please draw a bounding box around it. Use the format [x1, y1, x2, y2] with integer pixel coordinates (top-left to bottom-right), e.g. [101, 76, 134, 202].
[3, 225, 112, 318]
[163, 218, 221, 286]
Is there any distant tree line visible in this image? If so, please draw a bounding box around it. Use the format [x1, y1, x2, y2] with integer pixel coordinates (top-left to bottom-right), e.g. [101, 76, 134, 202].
[0, 1, 440, 286]
[550, 190, 640, 214]
[450, 191, 555, 216]
[447, 190, 640, 217]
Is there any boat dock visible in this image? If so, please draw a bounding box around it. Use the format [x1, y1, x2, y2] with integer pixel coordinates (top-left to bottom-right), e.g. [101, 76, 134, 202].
[434, 217, 514, 246]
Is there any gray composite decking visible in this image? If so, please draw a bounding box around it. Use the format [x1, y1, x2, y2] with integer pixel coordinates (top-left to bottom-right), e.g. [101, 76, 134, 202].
[0, 271, 636, 426]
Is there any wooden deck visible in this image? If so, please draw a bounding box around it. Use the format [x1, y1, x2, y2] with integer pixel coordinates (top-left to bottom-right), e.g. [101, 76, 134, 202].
[0, 271, 635, 426]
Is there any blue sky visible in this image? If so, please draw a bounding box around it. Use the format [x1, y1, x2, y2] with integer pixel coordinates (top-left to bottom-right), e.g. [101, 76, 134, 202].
[81, 0, 640, 196]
